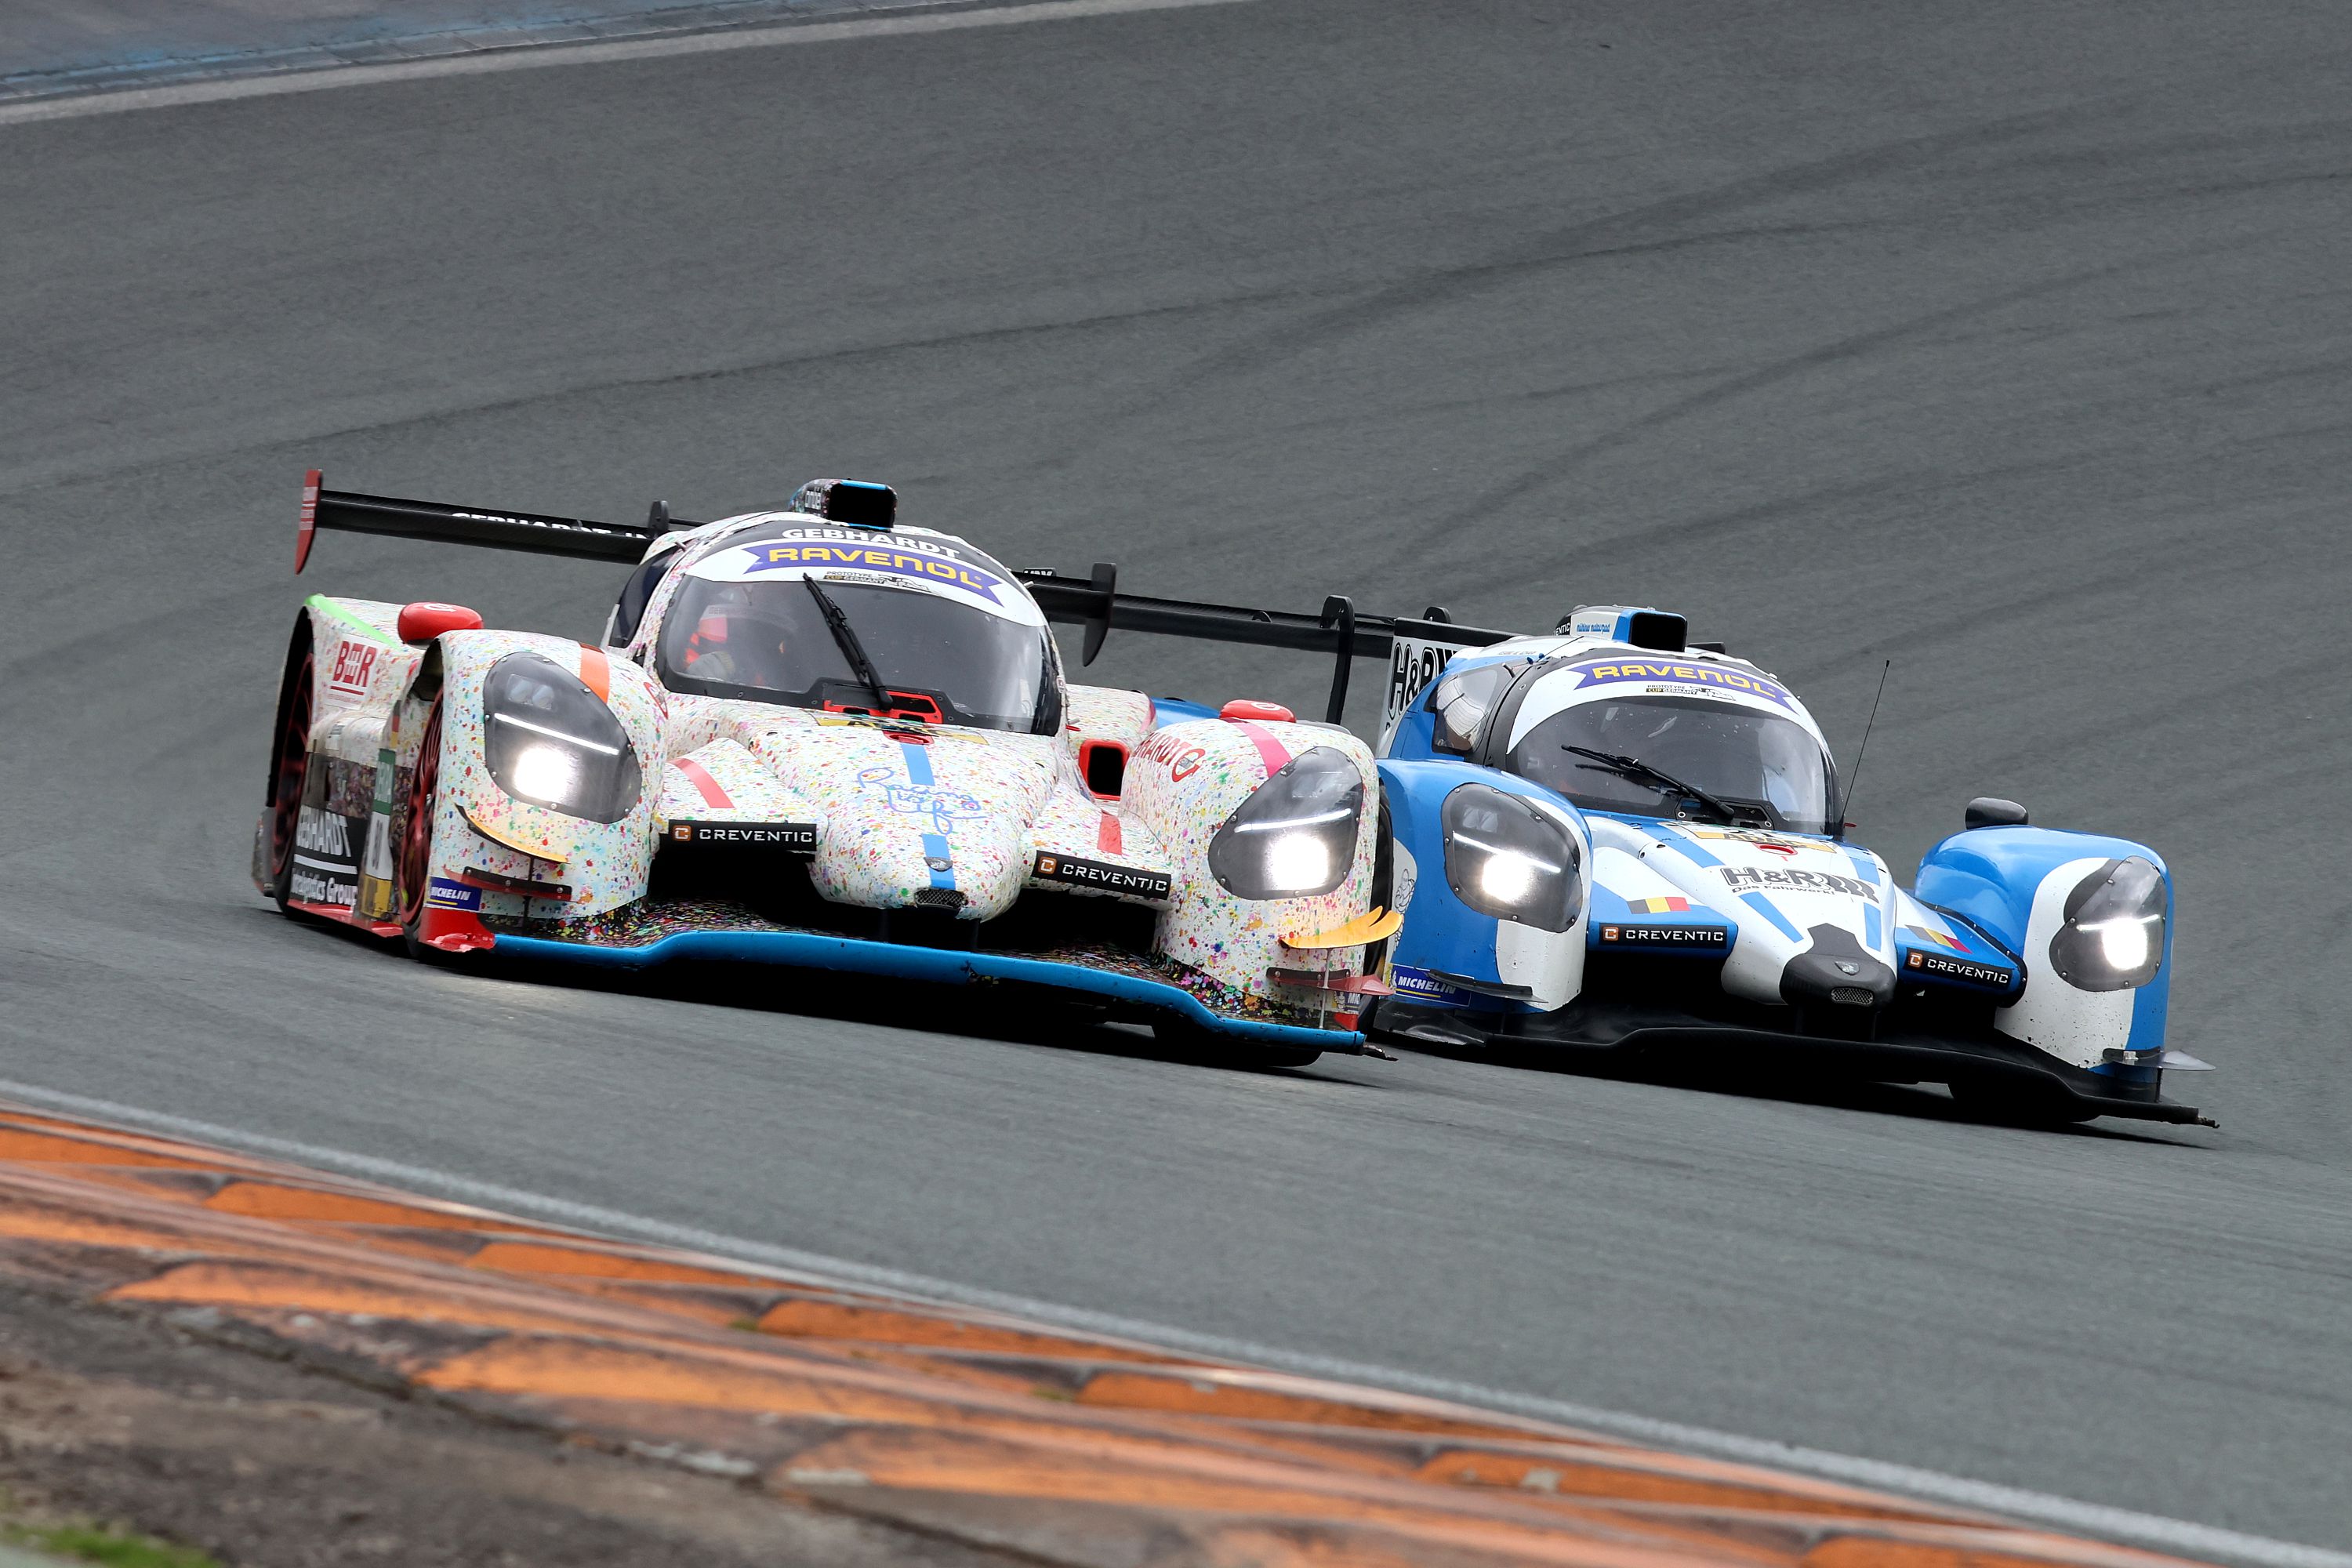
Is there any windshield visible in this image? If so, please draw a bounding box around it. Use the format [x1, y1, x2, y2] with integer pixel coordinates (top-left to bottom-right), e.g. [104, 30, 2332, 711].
[658, 576, 1051, 732]
[1505, 695, 1836, 834]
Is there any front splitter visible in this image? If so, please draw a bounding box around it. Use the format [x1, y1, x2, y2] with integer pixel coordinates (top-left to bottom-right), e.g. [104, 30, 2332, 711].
[491, 927, 1374, 1056]
[1367, 998, 2209, 1125]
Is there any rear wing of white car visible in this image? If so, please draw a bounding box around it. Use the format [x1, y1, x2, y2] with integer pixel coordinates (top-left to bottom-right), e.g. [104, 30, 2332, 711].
[289, 470, 1519, 726]
[295, 468, 702, 572]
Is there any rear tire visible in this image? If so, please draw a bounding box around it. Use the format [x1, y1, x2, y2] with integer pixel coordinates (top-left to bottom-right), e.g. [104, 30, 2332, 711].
[394, 700, 445, 960]
[265, 643, 315, 913]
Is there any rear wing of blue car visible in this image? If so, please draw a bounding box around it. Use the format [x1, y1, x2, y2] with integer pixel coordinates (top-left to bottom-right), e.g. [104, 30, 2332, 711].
[290, 470, 1518, 723]
[1012, 565, 1513, 723]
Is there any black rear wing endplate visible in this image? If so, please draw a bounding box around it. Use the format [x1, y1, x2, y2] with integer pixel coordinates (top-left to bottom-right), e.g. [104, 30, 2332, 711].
[1014, 564, 1515, 723]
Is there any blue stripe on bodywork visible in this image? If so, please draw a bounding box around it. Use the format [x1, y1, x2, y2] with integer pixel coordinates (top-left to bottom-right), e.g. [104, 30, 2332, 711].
[1844, 848, 1881, 885]
[920, 830, 956, 890]
[1660, 826, 1723, 867]
[1864, 900, 1882, 949]
[899, 742, 955, 889]
[1740, 891, 1802, 941]
[489, 929, 1359, 1052]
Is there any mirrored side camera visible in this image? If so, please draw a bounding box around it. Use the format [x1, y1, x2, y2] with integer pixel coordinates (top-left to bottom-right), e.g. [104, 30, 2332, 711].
[1964, 796, 2028, 829]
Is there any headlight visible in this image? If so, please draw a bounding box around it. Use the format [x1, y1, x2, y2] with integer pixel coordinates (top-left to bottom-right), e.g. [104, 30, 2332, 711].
[2049, 856, 2165, 991]
[1442, 783, 1581, 931]
[1207, 746, 1363, 900]
[481, 654, 642, 824]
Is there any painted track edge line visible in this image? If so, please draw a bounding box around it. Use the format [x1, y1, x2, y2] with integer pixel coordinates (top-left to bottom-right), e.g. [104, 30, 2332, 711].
[0, 1077, 2335, 1568]
[0, 0, 1260, 128]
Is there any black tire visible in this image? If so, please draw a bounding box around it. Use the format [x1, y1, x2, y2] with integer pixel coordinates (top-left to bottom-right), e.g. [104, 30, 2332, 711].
[264, 636, 315, 913]
[1363, 787, 1398, 975]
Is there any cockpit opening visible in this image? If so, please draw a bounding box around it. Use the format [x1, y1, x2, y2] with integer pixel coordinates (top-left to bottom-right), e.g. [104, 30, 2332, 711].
[656, 576, 1056, 734]
[1505, 695, 1838, 835]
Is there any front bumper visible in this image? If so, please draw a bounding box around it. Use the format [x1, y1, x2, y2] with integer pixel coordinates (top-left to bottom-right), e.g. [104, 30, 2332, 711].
[487, 926, 1373, 1057]
[1367, 996, 2209, 1125]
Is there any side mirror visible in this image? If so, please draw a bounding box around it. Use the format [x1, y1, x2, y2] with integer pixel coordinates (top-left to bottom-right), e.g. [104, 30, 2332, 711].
[1964, 797, 2029, 830]
[397, 601, 484, 644]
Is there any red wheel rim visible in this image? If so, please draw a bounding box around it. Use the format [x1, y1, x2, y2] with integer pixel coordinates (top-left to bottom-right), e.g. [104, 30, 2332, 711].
[396, 703, 442, 929]
[268, 651, 314, 882]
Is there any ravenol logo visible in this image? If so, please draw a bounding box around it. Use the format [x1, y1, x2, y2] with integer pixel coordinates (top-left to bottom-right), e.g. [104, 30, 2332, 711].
[744, 542, 1006, 604]
[1571, 660, 1793, 708]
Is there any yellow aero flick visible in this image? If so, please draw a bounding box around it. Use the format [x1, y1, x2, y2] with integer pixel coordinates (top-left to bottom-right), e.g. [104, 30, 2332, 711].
[1283, 906, 1403, 949]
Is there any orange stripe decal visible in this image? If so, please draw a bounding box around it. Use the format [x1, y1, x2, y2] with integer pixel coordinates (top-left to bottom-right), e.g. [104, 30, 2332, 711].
[577, 644, 611, 702]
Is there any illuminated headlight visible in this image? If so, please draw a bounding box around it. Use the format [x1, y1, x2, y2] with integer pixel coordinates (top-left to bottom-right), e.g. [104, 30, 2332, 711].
[2049, 855, 2166, 991]
[1442, 784, 1581, 931]
[506, 743, 583, 804]
[481, 654, 642, 824]
[1207, 746, 1363, 900]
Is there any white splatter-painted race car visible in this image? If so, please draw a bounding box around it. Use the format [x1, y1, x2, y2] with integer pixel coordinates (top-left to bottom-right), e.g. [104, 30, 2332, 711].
[254, 474, 1408, 1065]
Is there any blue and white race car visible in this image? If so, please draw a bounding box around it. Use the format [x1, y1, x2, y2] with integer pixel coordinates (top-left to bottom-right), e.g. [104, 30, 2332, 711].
[1359, 608, 2212, 1127]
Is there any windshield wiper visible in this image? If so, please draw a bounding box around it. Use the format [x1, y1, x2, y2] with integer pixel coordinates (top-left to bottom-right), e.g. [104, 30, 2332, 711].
[1562, 744, 1744, 826]
[802, 578, 895, 713]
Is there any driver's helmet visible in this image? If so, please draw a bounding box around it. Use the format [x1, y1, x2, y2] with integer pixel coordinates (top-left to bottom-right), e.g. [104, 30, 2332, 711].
[675, 585, 779, 686]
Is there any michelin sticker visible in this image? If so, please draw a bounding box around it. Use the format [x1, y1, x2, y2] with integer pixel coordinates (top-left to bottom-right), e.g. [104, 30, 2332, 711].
[1389, 964, 1467, 1004]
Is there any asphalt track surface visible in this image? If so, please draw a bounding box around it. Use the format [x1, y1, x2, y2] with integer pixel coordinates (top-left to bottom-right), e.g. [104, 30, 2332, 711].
[3, 0, 2350, 1555]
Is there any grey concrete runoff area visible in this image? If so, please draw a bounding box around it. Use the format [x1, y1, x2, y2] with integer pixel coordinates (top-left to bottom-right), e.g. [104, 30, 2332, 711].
[2, 0, 2348, 1557]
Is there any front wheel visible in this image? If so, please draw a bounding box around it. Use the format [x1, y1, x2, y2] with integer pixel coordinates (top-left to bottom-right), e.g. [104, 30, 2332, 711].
[394, 700, 445, 960]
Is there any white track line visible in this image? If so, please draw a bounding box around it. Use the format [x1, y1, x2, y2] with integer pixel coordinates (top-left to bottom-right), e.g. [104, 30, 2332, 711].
[0, 0, 1257, 128]
[1, 1078, 2338, 1568]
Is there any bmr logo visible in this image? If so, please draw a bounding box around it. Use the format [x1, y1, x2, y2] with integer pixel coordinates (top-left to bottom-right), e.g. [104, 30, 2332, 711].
[326, 638, 379, 697]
